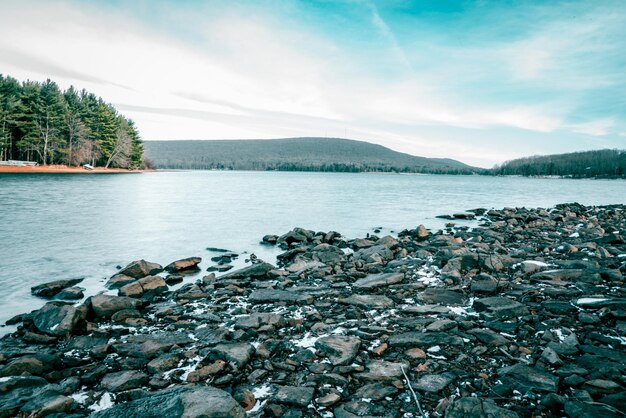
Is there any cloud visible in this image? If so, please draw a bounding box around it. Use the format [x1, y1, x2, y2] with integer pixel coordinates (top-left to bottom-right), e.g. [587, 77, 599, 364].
[0, 0, 625, 168]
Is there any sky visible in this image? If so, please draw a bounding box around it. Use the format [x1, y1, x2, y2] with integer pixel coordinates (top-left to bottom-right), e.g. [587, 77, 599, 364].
[1, 0, 625, 167]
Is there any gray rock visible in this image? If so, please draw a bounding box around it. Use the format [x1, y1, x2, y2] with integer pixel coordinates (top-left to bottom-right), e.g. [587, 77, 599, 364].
[31, 279, 83, 298]
[0, 376, 48, 417]
[206, 343, 255, 368]
[496, 364, 559, 393]
[353, 245, 394, 264]
[418, 288, 467, 306]
[20, 388, 74, 416]
[473, 297, 529, 319]
[249, 289, 314, 305]
[353, 272, 404, 289]
[388, 331, 465, 347]
[446, 397, 520, 418]
[272, 385, 315, 407]
[33, 302, 82, 336]
[339, 294, 394, 309]
[315, 335, 361, 366]
[359, 360, 408, 381]
[563, 400, 622, 418]
[89, 294, 141, 318]
[467, 328, 510, 346]
[234, 313, 285, 330]
[102, 370, 148, 393]
[219, 262, 275, 280]
[55, 286, 84, 300]
[353, 383, 398, 401]
[90, 386, 245, 418]
[530, 269, 601, 284]
[165, 257, 202, 272]
[118, 259, 163, 279]
[413, 373, 456, 392]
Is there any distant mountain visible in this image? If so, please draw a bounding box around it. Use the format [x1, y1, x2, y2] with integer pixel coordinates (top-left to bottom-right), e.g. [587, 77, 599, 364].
[493, 149, 626, 178]
[144, 137, 479, 174]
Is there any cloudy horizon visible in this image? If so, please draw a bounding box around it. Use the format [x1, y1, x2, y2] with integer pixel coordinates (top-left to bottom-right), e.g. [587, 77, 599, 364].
[1, 0, 625, 168]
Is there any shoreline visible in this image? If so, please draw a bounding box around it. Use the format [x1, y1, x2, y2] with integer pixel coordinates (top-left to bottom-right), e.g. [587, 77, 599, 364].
[0, 165, 154, 174]
[0, 203, 625, 417]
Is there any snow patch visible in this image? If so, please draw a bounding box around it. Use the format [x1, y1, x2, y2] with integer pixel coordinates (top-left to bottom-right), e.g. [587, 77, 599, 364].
[89, 392, 114, 412]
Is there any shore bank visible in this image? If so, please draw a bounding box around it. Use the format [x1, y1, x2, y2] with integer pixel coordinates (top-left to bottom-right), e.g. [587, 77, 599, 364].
[0, 165, 150, 174]
[1, 203, 625, 417]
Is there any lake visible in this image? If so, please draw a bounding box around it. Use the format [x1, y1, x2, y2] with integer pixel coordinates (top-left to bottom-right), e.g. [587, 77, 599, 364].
[1, 171, 625, 332]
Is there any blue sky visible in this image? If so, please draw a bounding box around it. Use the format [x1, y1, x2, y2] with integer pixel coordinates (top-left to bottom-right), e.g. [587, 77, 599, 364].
[1, 0, 625, 167]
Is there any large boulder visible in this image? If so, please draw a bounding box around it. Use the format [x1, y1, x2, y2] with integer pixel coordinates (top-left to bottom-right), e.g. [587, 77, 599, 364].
[89, 295, 141, 319]
[118, 259, 163, 279]
[165, 257, 202, 272]
[31, 278, 83, 298]
[101, 370, 149, 393]
[90, 386, 245, 418]
[33, 302, 82, 336]
[218, 262, 275, 280]
[119, 275, 168, 298]
[353, 272, 404, 289]
[315, 335, 361, 366]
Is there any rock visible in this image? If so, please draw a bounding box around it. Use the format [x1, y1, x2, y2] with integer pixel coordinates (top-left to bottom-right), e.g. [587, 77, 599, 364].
[315, 335, 361, 366]
[353, 272, 404, 289]
[33, 302, 82, 336]
[31, 278, 83, 298]
[419, 288, 467, 306]
[316, 393, 341, 407]
[0, 376, 48, 417]
[118, 259, 163, 279]
[277, 230, 309, 245]
[261, 234, 278, 244]
[272, 385, 315, 407]
[89, 294, 141, 318]
[467, 328, 510, 347]
[495, 364, 559, 394]
[206, 343, 255, 368]
[102, 370, 149, 393]
[389, 331, 465, 347]
[446, 397, 520, 418]
[353, 383, 398, 401]
[473, 297, 529, 319]
[359, 360, 408, 381]
[90, 386, 245, 418]
[0, 354, 57, 377]
[218, 262, 275, 280]
[249, 289, 314, 305]
[530, 269, 601, 284]
[426, 319, 457, 332]
[165, 257, 202, 272]
[415, 224, 430, 240]
[234, 313, 286, 330]
[119, 275, 168, 298]
[19, 389, 74, 416]
[470, 275, 499, 293]
[413, 373, 456, 392]
[106, 274, 137, 289]
[339, 294, 394, 309]
[354, 245, 394, 264]
[147, 354, 180, 375]
[55, 286, 84, 300]
[563, 400, 622, 418]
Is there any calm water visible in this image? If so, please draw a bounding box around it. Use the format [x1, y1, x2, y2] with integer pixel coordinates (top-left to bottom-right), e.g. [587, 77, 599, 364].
[1, 171, 625, 332]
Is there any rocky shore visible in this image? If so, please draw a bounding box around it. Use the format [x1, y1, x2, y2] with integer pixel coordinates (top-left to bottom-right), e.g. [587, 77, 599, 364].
[1, 203, 625, 417]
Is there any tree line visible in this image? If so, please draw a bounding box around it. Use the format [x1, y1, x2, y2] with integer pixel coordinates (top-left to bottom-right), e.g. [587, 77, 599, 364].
[0, 74, 144, 168]
[492, 149, 626, 178]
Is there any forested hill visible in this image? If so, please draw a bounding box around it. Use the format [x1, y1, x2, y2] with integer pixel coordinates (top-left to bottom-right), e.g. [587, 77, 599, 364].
[0, 74, 144, 168]
[144, 138, 477, 173]
[493, 149, 626, 178]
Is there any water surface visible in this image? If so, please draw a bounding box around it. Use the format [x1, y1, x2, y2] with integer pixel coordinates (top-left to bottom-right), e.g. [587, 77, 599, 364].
[1, 171, 625, 331]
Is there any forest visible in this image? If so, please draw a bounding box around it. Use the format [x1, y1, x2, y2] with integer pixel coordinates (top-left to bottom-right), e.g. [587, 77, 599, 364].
[143, 138, 479, 174]
[493, 149, 626, 178]
[0, 74, 143, 168]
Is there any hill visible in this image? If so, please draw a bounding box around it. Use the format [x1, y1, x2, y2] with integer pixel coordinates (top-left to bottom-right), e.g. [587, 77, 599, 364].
[143, 137, 478, 173]
[493, 149, 626, 178]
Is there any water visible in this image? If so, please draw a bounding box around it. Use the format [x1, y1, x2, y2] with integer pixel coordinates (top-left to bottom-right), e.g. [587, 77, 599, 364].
[1, 171, 625, 332]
